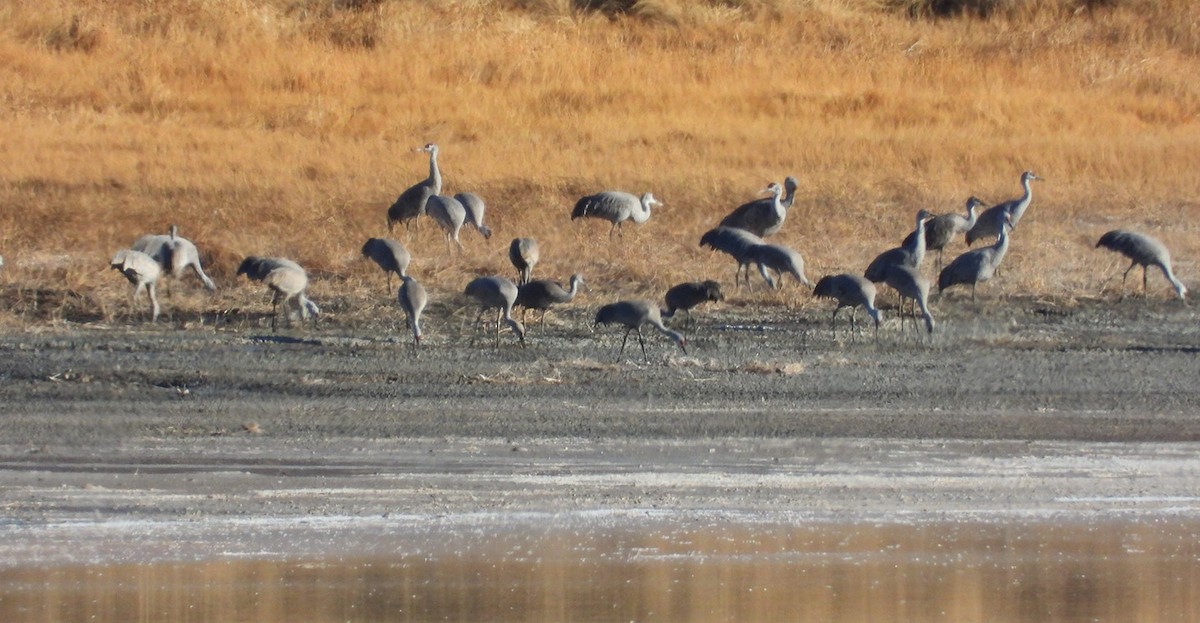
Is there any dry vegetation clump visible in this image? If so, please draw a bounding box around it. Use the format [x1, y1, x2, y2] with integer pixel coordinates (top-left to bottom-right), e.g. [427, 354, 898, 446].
[0, 0, 1197, 327]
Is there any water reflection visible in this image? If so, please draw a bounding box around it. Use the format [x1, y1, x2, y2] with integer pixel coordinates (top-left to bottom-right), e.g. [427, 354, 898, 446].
[2, 518, 1197, 622]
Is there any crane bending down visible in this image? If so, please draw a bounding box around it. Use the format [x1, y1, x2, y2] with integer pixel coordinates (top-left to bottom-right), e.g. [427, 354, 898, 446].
[662, 280, 724, 327]
[903, 197, 982, 270]
[966, 171, 1040, 245]
[131, 224, 217, 293]
[1095, 230, 1187, 299]
[509, 238, 540, 285]
[719, 178, 798, 238]
[110, 249, 162, 323]
[361, 237, 411, 293]
[939, 215, 1012, 301]
[454, 192, 493, 240]
[747, 243, 813, 290]
[883, 264, 935, 333]
[397, 275, 428, 348]
[813, 274, 882, 339]
[864, 210, 931, 283]
[236, 256, 320, 327]
[699, 226, 766, 289]
[386, 143, 441, 233]
[464, 275, 525, 347]
[426, 194, 468, 253]
[515, 274, 585, 327]
[594, 299, 687, 362]
[571, 191, 659, 238]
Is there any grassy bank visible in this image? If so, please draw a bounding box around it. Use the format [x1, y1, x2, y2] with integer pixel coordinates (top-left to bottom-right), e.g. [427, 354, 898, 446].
[0, 0, 1197, 325]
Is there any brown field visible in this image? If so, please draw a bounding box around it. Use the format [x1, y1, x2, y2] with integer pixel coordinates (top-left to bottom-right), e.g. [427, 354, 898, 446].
[1, 0, 1198, 326]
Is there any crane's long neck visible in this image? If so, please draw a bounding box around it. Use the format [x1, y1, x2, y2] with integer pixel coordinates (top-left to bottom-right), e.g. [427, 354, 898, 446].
[428, 150, 441, 194]
[991, 227, 1011, 266]
[963, 203, 978, 230]
[1160, 263, 1188, 299]
[771, 188, 785, 221]
[566, 278, 580, 299]
[648, 318, 687, 350]
[781, 183, 797, 209]
[631, 196, 653, 224]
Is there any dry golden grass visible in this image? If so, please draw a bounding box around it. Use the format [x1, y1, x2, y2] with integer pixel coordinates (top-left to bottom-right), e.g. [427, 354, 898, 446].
[0, 0, 1198, 325]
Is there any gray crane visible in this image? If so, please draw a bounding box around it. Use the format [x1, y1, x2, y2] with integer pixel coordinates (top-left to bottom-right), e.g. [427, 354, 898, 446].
[747, 243, 813, 290]
[594, 299, 687, 362]
[131, 224, 217, 293]
[864, 210, 931, 283]
[361, 237, 411, 293]
[236, 256, 320, 327]
[397, 274, 428, 348]
[699, 226, 766, 289]
[1095, 230, 1187, 299]
[903, 197, 982, 270]
[939, 215, 1012, 301]
[110, 249, 162, 323]
[813, 273, 882, 339]
[386, 143, 442, 233]
[515, 274, 585, 327]
[966, 171, 1040, 245]
[454, 192, 493, 240]
[509, 237, 540, 285]
[464, 275, 525, 347]
[883, 264, 934, 333]
[662, 280, 724, 327]
[571, 190, 659, 238]
[719, 177, 798, 237]
[426, 194, 468, 253]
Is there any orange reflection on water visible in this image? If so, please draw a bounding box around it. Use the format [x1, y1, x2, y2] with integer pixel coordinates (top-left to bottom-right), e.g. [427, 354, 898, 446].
[2, 518, 1196, 622]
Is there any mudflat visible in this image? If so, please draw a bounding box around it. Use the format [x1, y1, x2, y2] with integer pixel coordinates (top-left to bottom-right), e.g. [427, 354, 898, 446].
[1, 294, 1199, 564]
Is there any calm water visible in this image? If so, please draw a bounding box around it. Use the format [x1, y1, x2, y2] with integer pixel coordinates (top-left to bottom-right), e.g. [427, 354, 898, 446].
[2, 516, 1197, 622]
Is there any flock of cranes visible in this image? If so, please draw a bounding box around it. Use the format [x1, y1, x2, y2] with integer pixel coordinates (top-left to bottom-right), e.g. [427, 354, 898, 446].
[96, 143, 1188, 362]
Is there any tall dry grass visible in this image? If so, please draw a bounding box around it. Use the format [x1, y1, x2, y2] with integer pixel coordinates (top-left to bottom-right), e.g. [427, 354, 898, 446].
[0, 0, 1197, 325]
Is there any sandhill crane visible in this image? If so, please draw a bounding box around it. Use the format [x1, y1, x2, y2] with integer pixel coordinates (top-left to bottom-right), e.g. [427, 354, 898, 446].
[813, 274, 882, 339]
[131, 225, 217, 293]
[262, 265, 315, 331]
[455, 192, 493, 240]
[864, 210, 931, 283]
[747, 243, 813, 291]
[883, 264, 934, 333]
[939, 215, 1012, 301]
[662, 280, 724, 327]
[719, 177, 798, 237]
[966, 171, 1040, 245]
[386, 143, 441, 233]
[699, 226, 766, 289]
[903, 197, 982, 270]
[426, 194, 468, 253]
[464, 275, 525, 347]
[515, 274, 584, 327]
[509, 237, 539, 285]
[110, 249, 162, 322]
[1095, 230, 1187, 299]
[361, 237, 410, 293]
[571, 191, 659, 238]
[594, 299, 687, 362]
[397, 275, 428, 348]
[236, 256, 320, 326]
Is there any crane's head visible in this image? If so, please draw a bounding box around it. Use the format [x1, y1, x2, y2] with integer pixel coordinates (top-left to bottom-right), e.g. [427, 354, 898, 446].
[641, 192, 660, 208]
[966, 197, 983, 213]
[701, 280, 724, 302]
[415, 143, 438, 155]
[783, 176, 799, 193]
[1021, 170, 1041, 183]
[761, 182, 782, 197]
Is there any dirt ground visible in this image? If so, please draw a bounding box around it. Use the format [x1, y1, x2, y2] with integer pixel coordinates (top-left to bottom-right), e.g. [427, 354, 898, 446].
[1, 292, 1199, 564]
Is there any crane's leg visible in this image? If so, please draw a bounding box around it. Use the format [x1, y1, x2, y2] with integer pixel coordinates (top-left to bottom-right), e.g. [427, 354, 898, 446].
[970, 283, 976, 303]
[1143, 265, 1149, 296]
[637, 329, 649, 363]
[387, 273, 393, 295]
[619, 327, 632, 358]
[270, 296, 280, 332]
[830, 308, 839, 339]
[494, 308, 502, 348]
[147, 283, 160, 323]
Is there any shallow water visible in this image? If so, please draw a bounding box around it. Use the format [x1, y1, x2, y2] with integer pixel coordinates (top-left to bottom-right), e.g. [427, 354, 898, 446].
[2, 516, 1196, 623]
